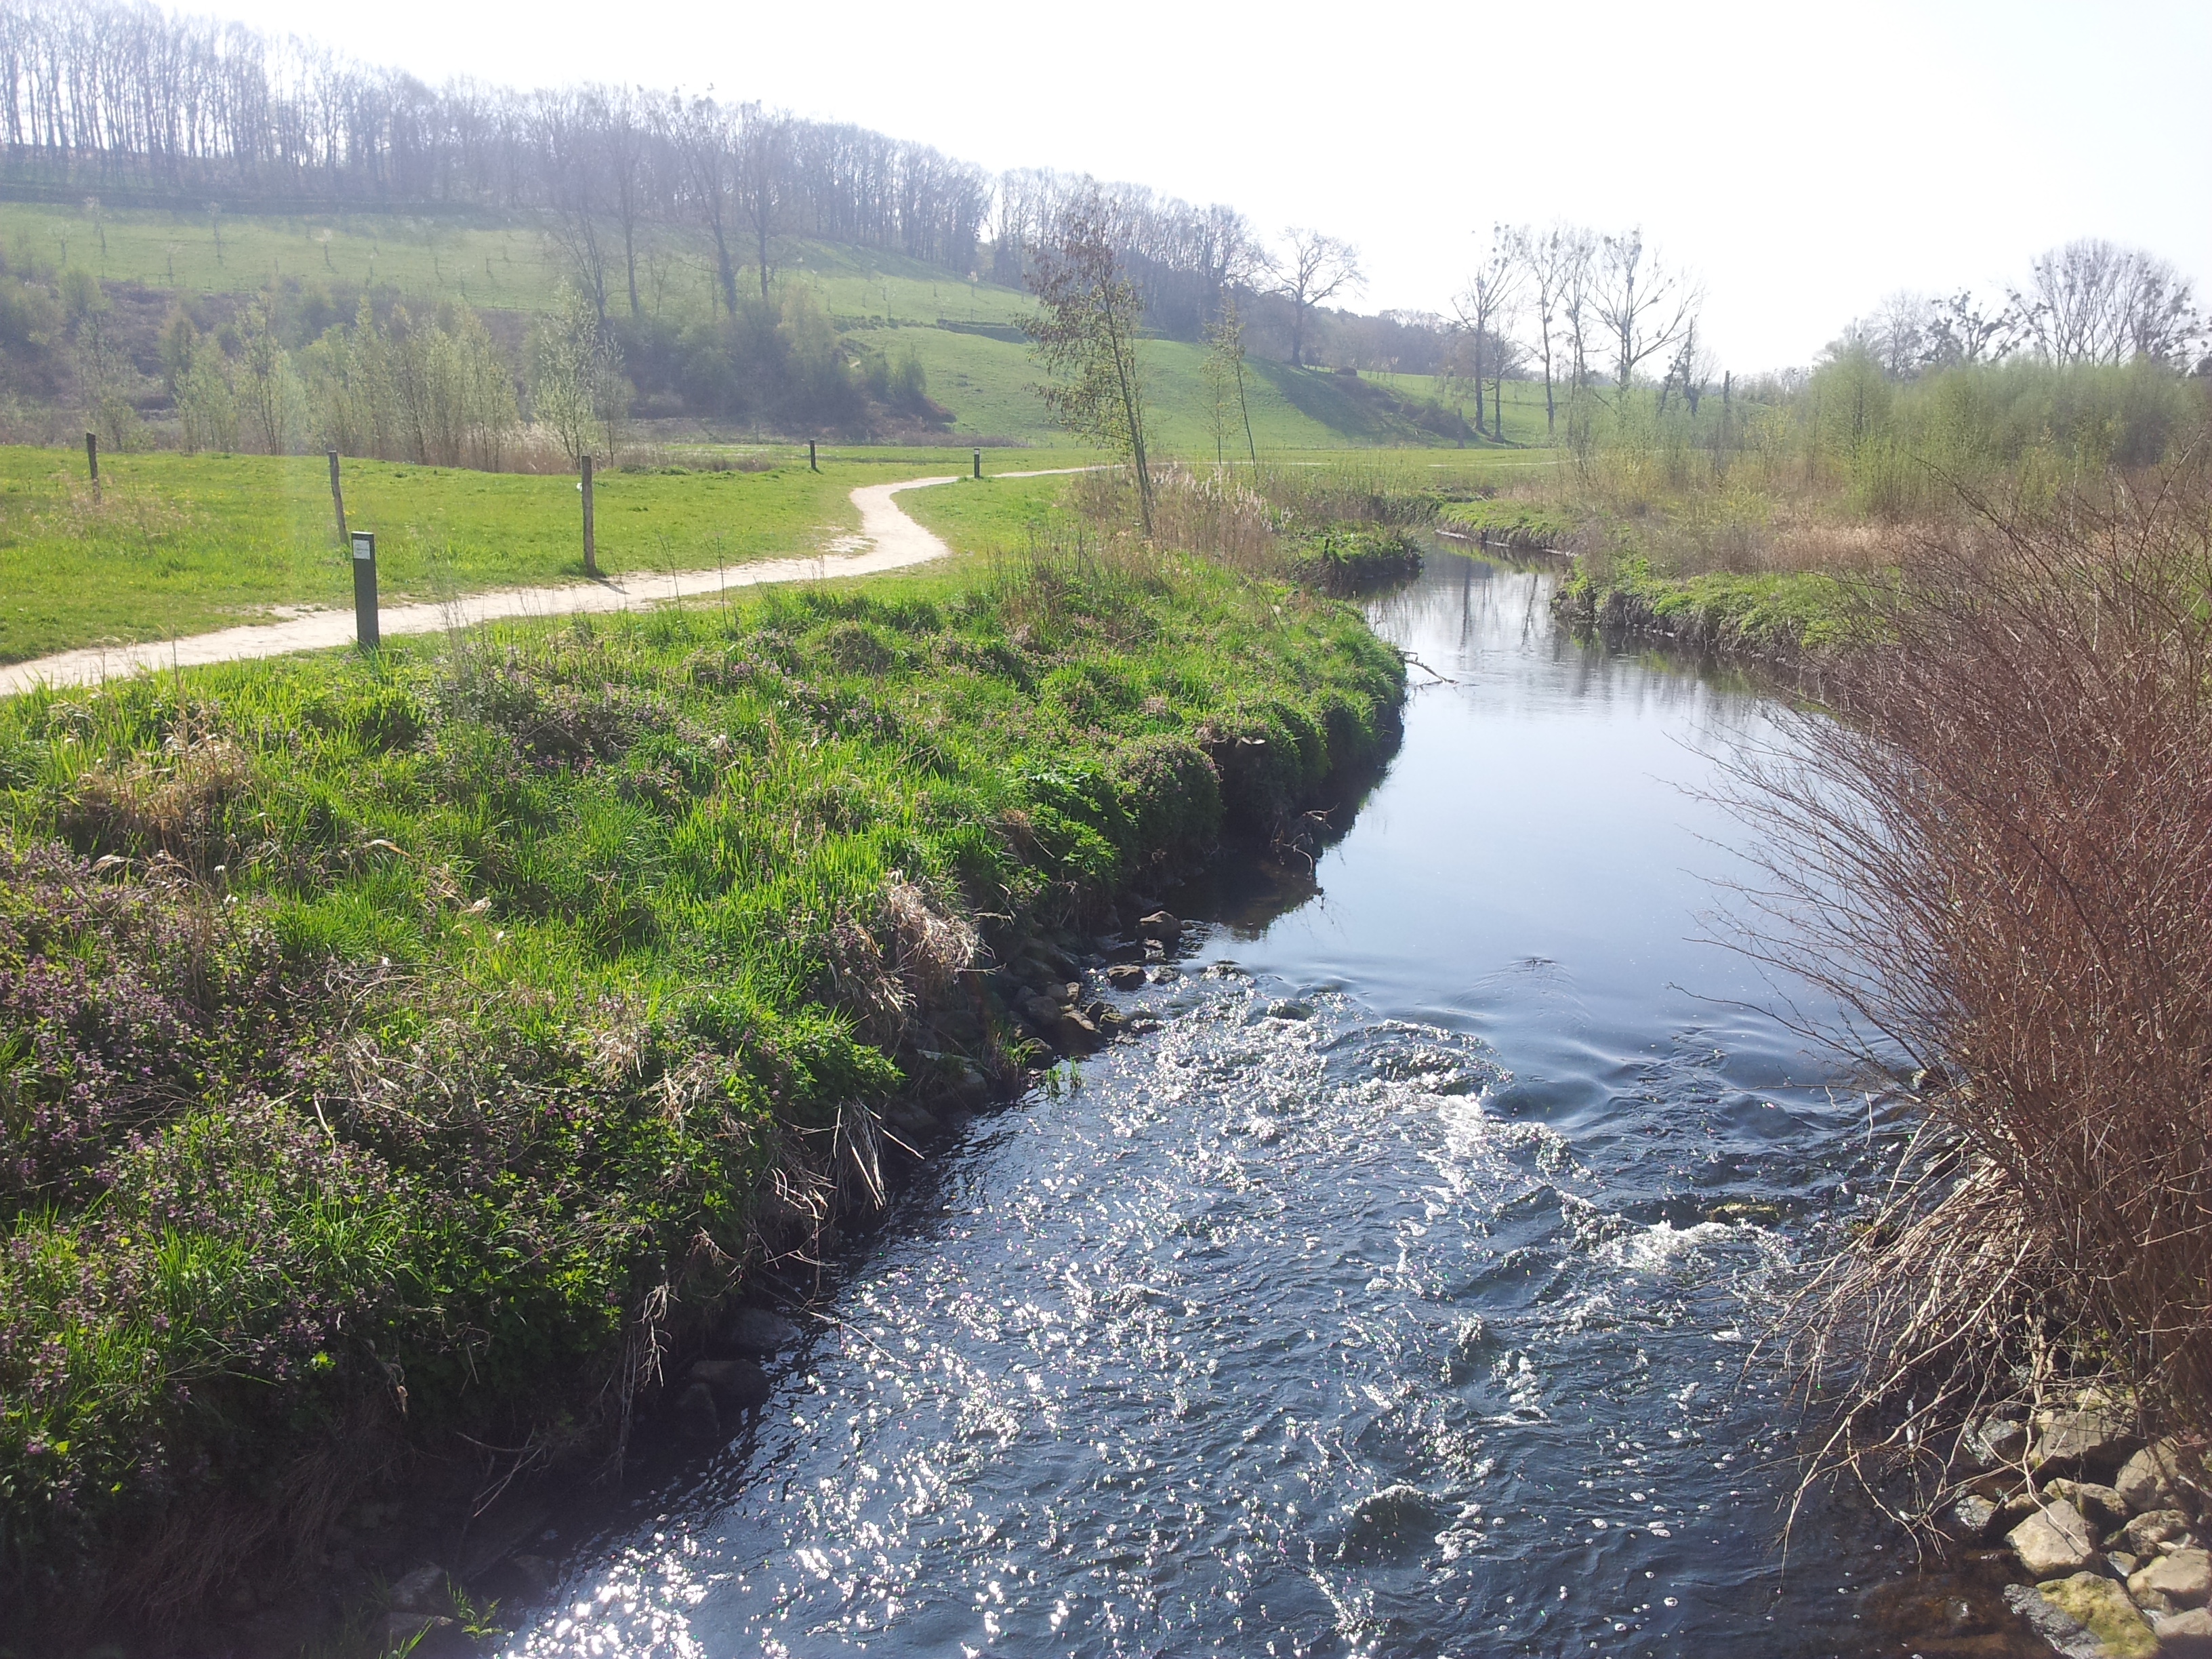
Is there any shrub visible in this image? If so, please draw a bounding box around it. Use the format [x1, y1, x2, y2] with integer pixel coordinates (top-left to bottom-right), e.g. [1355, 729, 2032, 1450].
[1740, 475, 2212, 1523]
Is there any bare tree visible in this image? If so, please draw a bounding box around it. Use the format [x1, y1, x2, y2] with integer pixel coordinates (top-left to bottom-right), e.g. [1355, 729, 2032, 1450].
[1026, 188, 1155, 535]
[600, 87, 657, 321]
[1504, 222, 1589, 438]
[1867, 291, 1935, 380]
[736, 104, 790, 302]
[1270, 228, 1363, 368]
[1595, 229, 1700, 394]
[1656, 318, 1717, 415]
[1560, 230, 1599, 401]
[670, 96, 741, 316]
[1454, 228, 1521, 439]
[2116, 255, 2201, 364]
[1922, 290, 2017, 369]
[2011, 241, 2200, 367]
[1193, 203, 1261, 329]
[536, 91, 610, 323]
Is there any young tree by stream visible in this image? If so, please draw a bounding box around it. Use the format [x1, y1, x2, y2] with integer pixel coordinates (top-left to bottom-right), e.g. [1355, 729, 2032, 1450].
[1202, 297, 1259, 470]
[1027, 191, 1155, 535]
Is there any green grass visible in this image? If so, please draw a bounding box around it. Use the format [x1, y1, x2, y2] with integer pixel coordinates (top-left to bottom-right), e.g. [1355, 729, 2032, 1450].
[1556, 553, 1854, 655]
[4, 199, 558, 308]
[0, 443, 1574, 666]
[0, 201, 1036, 329]
[1435, 496, 1579, 548]
[1283, 525, 1424, 592]
[0, 544, 1405, 1631]
[1358, 371, 1563, 447]
[0, 445, 1101, 663]
[893, 325, 1552, 450]
[899, 469, 1082, 556]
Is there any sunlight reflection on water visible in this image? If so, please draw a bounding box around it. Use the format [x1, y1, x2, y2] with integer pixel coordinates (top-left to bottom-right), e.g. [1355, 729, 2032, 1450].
[506, 552, 1923, 1659]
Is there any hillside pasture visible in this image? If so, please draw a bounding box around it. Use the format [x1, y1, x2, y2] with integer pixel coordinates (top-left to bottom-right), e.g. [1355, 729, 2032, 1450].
[0, 200, 1569, 452]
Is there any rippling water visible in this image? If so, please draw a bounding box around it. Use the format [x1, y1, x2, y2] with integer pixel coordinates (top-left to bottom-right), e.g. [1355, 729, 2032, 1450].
[504, 552, 1944, 1659]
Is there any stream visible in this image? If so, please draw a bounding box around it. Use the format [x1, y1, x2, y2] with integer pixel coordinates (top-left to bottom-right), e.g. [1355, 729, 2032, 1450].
[499, 548, 1990, 1658]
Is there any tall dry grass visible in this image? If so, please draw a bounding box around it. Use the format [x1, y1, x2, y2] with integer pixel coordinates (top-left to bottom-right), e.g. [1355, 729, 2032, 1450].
[1073, 457, 1458, 577]
[1733, 465, 2212, 1524]
[1066, 464, 1279, 573]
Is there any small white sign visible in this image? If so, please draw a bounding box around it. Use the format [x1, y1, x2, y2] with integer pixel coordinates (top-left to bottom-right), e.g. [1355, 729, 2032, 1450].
[351, 533, 373, 562]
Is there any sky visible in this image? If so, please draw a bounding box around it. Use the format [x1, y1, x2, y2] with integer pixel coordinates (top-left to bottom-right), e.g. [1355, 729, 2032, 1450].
[207, 0, 2211, 371]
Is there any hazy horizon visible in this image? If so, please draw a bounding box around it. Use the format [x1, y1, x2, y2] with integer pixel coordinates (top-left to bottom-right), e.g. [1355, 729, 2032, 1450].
[108, 0, 2212, 373]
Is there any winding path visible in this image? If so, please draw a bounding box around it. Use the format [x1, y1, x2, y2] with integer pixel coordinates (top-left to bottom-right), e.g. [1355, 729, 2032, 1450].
[0, 470, 1042, 697]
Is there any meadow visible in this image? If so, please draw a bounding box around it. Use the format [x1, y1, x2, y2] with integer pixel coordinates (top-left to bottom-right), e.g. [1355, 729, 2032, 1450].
[0, 444, 1104, 663]
[0, 200, 1029, 327]
[0, 443, 1561, 666]
[888, 323, 1532, 449]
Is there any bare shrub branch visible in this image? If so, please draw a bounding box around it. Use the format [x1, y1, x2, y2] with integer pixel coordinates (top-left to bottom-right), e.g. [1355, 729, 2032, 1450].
[1732, 460, 2212, 1522]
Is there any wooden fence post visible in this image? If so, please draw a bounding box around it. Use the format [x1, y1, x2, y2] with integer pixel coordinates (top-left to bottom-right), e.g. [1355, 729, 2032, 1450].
[581, 453, 597, 577]
[327, 451, 347, 545]
[85, 430, 99, 500]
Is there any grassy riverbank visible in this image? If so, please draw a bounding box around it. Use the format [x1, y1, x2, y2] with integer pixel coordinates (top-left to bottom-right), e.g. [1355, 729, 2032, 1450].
[1454, 354, 2211, 665]
[1553, 556, 1853, 658]
[0, 538, 1404, 1640]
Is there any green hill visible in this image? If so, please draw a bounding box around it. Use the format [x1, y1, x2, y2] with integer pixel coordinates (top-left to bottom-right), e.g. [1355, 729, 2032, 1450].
[0, 198, 1547, 453]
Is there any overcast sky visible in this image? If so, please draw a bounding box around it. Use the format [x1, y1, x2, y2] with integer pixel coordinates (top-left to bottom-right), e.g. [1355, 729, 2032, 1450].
[208, 0, 2210, 370]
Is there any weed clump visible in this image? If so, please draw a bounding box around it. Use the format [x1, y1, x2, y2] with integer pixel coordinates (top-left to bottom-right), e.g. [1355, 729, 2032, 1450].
[1284, 526, 1423, 594]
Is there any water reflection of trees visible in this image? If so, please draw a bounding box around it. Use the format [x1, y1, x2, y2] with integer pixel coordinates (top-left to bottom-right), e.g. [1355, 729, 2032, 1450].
[1374, 544, 1781, 741]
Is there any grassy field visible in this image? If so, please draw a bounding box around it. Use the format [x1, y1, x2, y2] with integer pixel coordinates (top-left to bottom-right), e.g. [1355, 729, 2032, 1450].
[0, 444, 1101, 663]
[0, 532, 1404, 1636]
[898, 468, 1082, 556]
[0, 199, 1034, 329]
[1350, 370, 1561, 447]
[893, 325, 1525, 450]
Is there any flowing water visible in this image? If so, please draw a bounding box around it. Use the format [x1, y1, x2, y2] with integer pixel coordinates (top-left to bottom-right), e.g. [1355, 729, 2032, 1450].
[500, 550, 1988, 1659]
